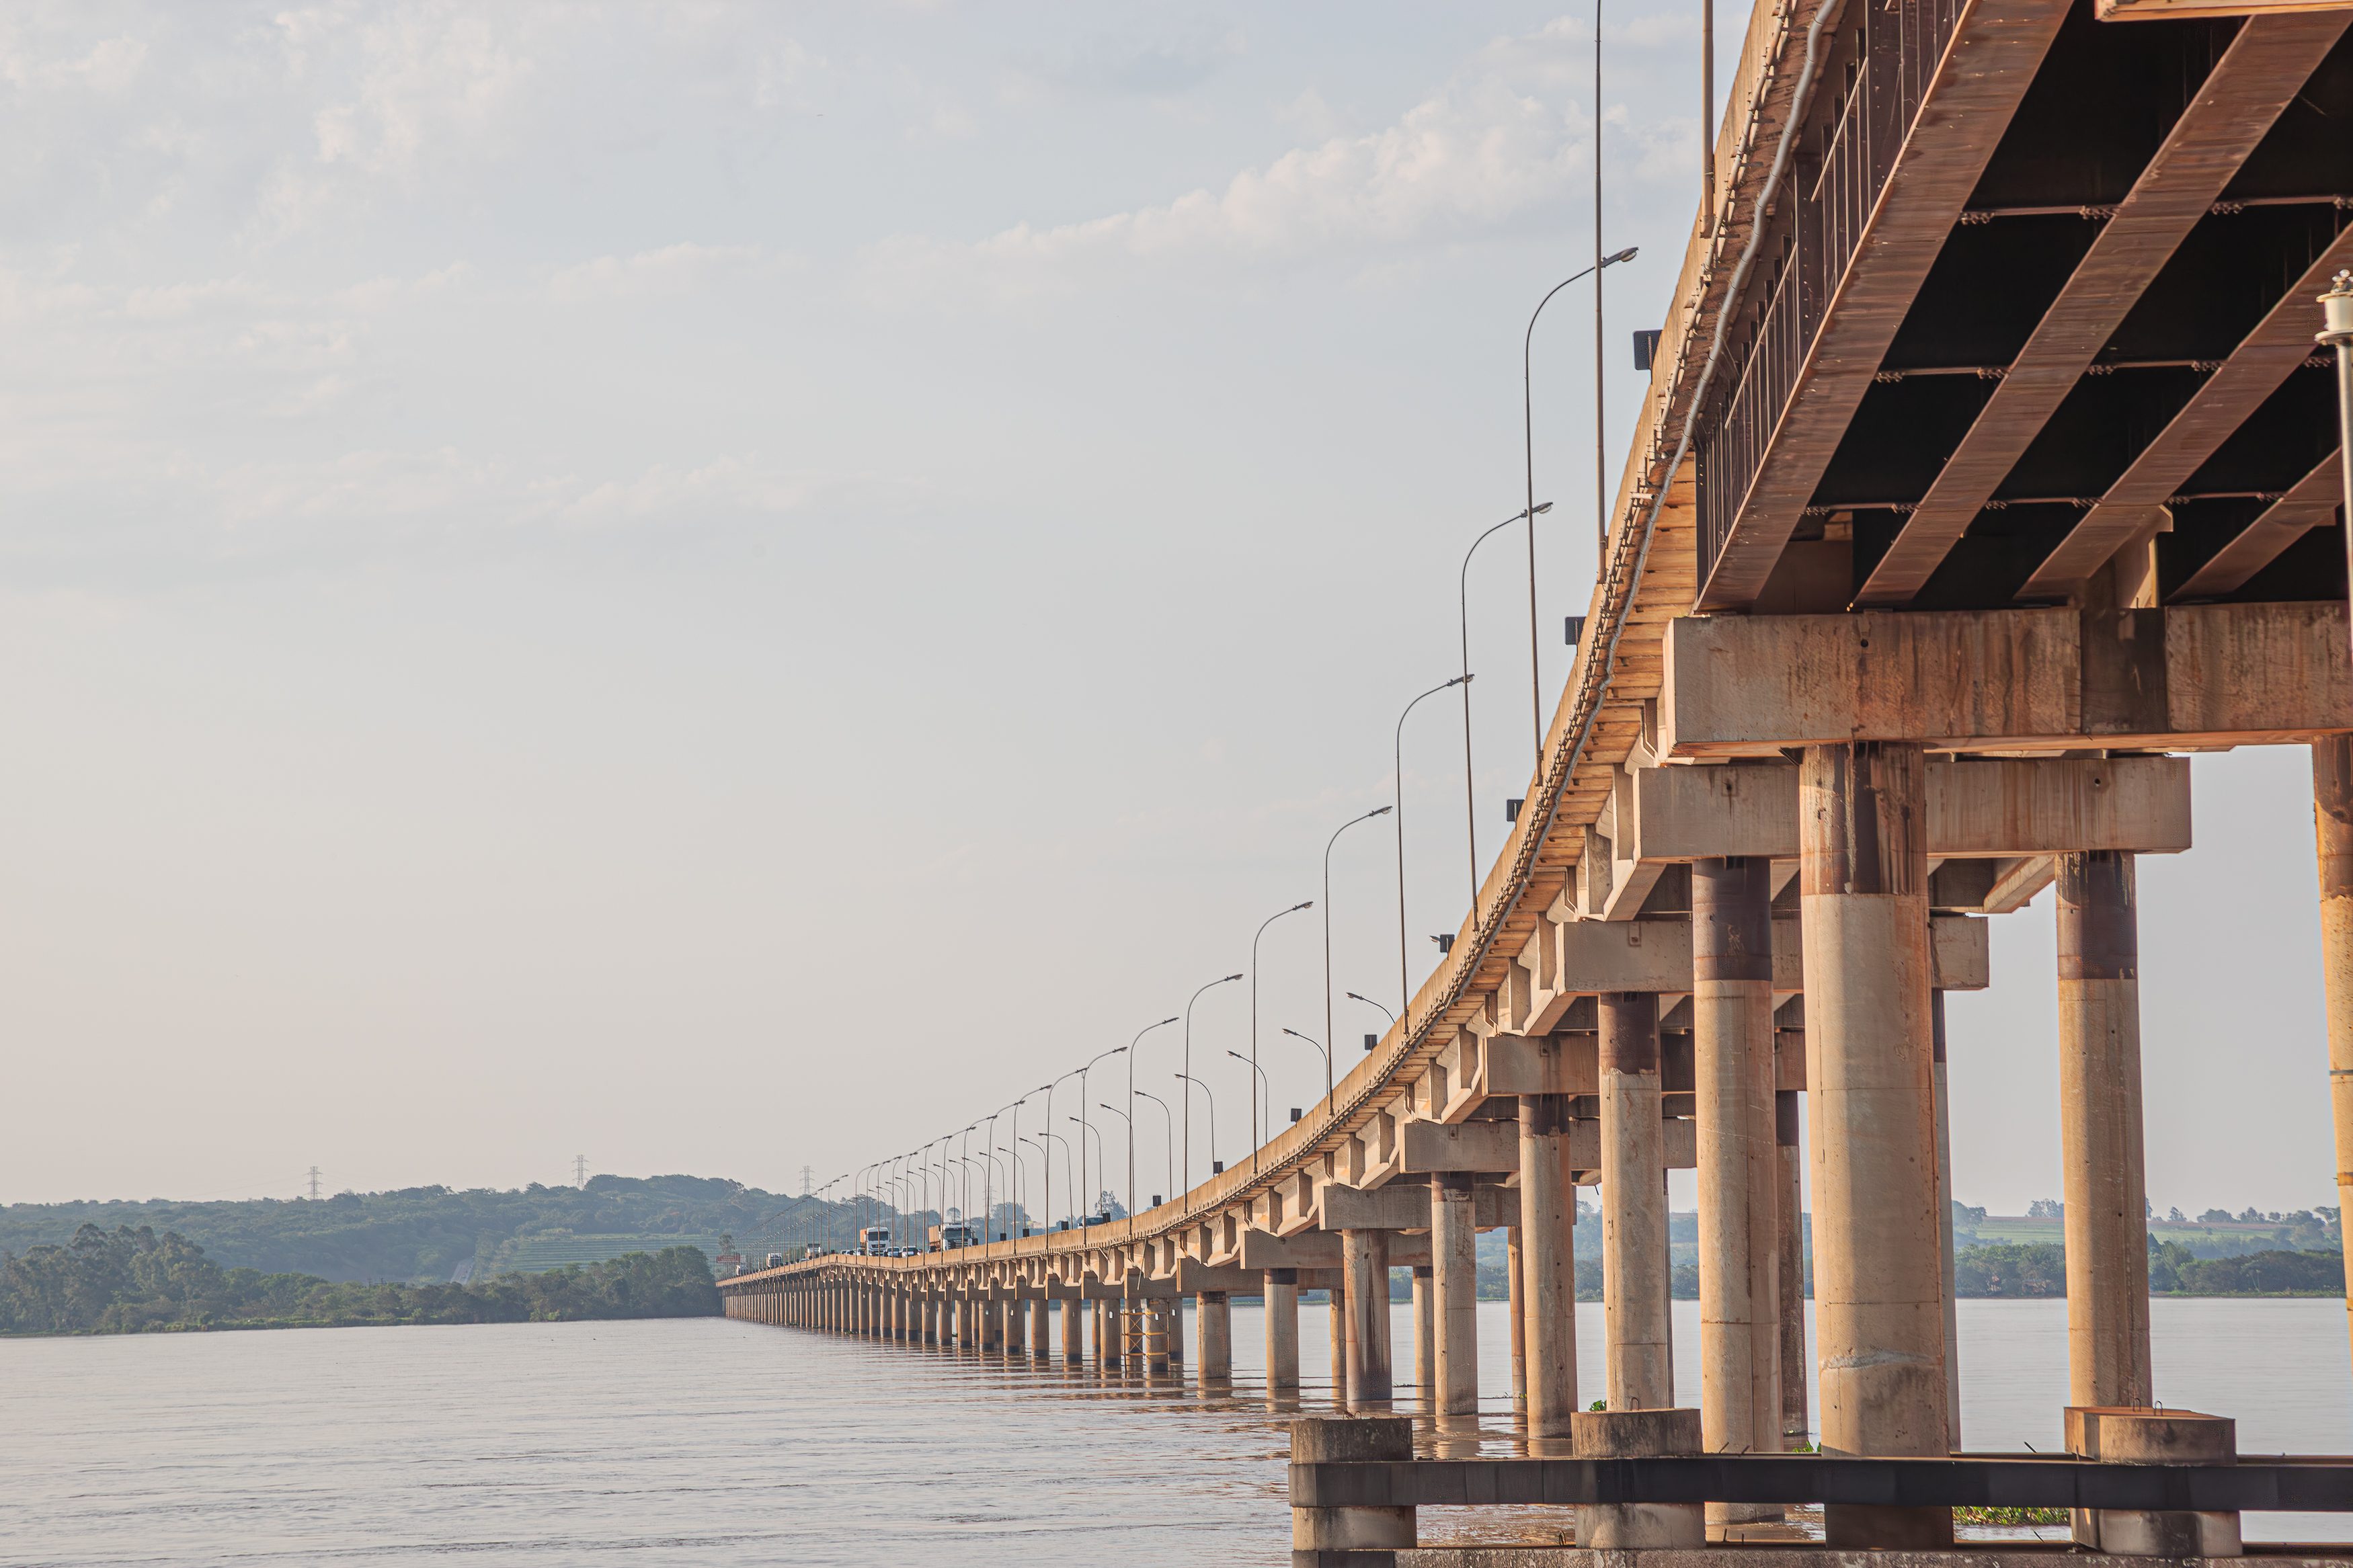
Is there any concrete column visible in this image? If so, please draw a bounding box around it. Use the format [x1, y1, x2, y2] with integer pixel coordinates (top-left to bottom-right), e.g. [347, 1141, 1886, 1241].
[1265, 1268, 1301, 1389]
[1198, 1291, 1232, 1381]
[1776, 1087, 1810, 1449]
[1289, 1417, 1417, 1557]
[1798, 740, 1950, 1549]
[1060, 1294, 1081, 1360]
[2315, 737, 2353, 1373]
[1096, 1298, 1117, 1369]
[1432, 1173, 1479, 1416]
[1410, 1266, 1434, 1391]
[1693, 855, 1782, 1523]
[1507, 1225, 1527, 1414]
[2067, 1406, 2242, 1557]
[1341, 1229, 1392, 1403]
[1328, 1277, 1349, 1393]
[1600, 990, 1671, 1409]
[1574, 1408, 1706, 1547]
[1029, 1294, 1049, 1357]
[1520, 1089, 1579, 1437]
[1168, 1292, 1186, 1366]
[2059, 850, 2153, 1411]
[1933, 991, 1961, 1444]
[1007, 1292, 1029, 1354]
[1144, 1298, 1171, 1376]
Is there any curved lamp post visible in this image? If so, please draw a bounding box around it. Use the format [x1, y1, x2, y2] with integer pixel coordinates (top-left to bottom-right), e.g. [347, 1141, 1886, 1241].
[1323, 806, 1392, 1110]
[1396, 675, 1472, 1032]
[1182, 975, 1242, 1194]
[1124, 1018, 1179, 1220]
[1133, 1089, 1175, 1204]
[1176, 1073, 1219, 1175]
[1250, 901, 1312, 1168]
[1462, 505, 1549, 905]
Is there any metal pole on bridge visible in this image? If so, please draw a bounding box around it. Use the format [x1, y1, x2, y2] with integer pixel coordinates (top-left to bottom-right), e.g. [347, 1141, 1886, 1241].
[1323, 807, 1390, 1113]
[1250, 902, 1311, 1169]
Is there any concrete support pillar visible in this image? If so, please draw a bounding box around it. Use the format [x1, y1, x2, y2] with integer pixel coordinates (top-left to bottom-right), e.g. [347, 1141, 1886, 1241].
[1410, 1266, 1434, 1391]
[1432, 1173, 1480, 1416]
[1507, 1225, 1527, 1415]
[2059, 850, 2153, 1411]
[1600, 990, 1671, 1409]
[1095, 1298, 1117, 1369]
[2315, 737, 2353, 1373]
[1169, 1292, 1187, 1366]
[1008, 1293, 1030, 1354]
[1060, 1294, 1081, 1360]
[1029, 1295, 1049, 1357]
[1289, 1417, 1417, 1558]
[1693, 854, 1782, 1523]
[1776, 1087, 1810, 1449]
[1328, 1277, 1349, 1393]
[2067, 1406, 2243, 1557]
[1198, 1291, 1232, 1382]
[1520, 1089, 1579, 1437]
[1798, 739, 1950, 1549]
[1574, 1408, 1706, 1547]
[1266, 1268, 1300, 1389]
[1933, 991, 1961, 1444]
[1341, 1229, 1392, 1403]
[1144, 1298, 1171, 1376]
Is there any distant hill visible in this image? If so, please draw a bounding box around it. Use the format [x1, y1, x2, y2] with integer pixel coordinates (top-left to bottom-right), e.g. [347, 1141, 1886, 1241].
[0, 1175, 871, 1285]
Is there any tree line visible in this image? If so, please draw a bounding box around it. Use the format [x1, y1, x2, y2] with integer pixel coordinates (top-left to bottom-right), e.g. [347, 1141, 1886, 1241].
[1, 1223, 719, 1335]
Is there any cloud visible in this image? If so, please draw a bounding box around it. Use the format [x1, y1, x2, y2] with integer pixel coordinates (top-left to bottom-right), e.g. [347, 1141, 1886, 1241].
[1006, 26, 1246, 101]
[869, 22, 1598, 300]
[545, 243, 785, 304]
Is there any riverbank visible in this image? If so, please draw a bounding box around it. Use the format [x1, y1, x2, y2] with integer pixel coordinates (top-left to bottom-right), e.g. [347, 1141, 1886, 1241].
[1, 1223, 718, 1335]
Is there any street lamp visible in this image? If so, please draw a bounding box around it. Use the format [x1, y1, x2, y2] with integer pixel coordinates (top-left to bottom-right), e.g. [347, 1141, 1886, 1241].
[1096, 1103, 1134, 1216]
[1124, 1018, 1179, 1220]
[1183, 974, 1243, 1194]
[1133, 1089, 1175, 1203]
[1462, 505, 1549, 906]
[1068, 1116, 1105, 1220]
[1280, 1028, 1330, 1100]
[1523, 246, 1636, 755]
[1226, 1050, 1271, 1149]
[1176, 1073, 1220, 1174]
[1074, 1044, 1125, 1225]
[1322, 806, 1392, 1111]
[1396, 675, 1472, 1032]
[1250, 901, 1312, 1168]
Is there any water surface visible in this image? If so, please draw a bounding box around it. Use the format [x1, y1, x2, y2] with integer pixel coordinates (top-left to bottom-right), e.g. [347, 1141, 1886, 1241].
[4, 1298, 2348, 1565]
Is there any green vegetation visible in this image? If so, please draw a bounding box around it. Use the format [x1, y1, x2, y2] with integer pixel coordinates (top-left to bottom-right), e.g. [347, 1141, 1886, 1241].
[1954, 1241, 2343, 1297]
[1955, 1506, 2068, 1526]
[0, 1173, 846, 1284]
[1, 1223, 719, 1335]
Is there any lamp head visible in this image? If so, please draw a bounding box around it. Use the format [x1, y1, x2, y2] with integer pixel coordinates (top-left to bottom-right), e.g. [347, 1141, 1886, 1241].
[1605, 246, 1639, 265]
[1531, 501, 1554, 515]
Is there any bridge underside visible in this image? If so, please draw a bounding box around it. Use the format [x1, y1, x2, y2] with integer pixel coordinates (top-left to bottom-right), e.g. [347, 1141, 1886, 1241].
[1687, 0, 2352, 616]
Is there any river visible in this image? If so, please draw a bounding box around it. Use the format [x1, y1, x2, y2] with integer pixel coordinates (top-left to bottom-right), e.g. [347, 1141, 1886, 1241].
[4, 1298, 2348, 1565]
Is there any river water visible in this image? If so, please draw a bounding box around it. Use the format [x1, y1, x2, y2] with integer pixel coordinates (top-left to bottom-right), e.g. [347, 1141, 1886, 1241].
[4, 1299, 2348, 1565]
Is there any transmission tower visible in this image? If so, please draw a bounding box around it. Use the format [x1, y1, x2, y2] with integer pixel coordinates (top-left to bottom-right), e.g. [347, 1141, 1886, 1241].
[799, 1165, 813, 1197]
[573, 1154, 587, 1188]
[305, 1167, 321, 1200]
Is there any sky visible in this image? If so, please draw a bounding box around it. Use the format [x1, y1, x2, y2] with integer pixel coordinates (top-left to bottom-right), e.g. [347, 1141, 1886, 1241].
[0, 1, 2336, 1223]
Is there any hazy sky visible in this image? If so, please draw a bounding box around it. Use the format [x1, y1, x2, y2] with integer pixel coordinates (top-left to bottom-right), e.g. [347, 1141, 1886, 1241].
[0, 3, 2336, 1222]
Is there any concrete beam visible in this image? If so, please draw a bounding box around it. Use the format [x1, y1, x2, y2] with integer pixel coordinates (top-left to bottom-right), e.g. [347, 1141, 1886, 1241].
[1554, 914, 1989, 993]
[1238, 1229, 1435, 1271]
[1661, 602, 2352, 756]
[1626, 756, 2190, 862]
[1320, 1182, 1522, 1232]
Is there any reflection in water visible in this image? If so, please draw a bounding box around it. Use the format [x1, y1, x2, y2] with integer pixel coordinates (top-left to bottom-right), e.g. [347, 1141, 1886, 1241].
[5, 1297, 2348, 1564]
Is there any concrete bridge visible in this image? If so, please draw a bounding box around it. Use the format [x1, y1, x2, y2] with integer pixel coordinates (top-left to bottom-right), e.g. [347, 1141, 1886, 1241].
[725, 0, 2353, 1555]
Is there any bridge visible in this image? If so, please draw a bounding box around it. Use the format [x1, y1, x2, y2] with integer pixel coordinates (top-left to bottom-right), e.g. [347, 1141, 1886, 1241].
[724, 0, 2353, 1557]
